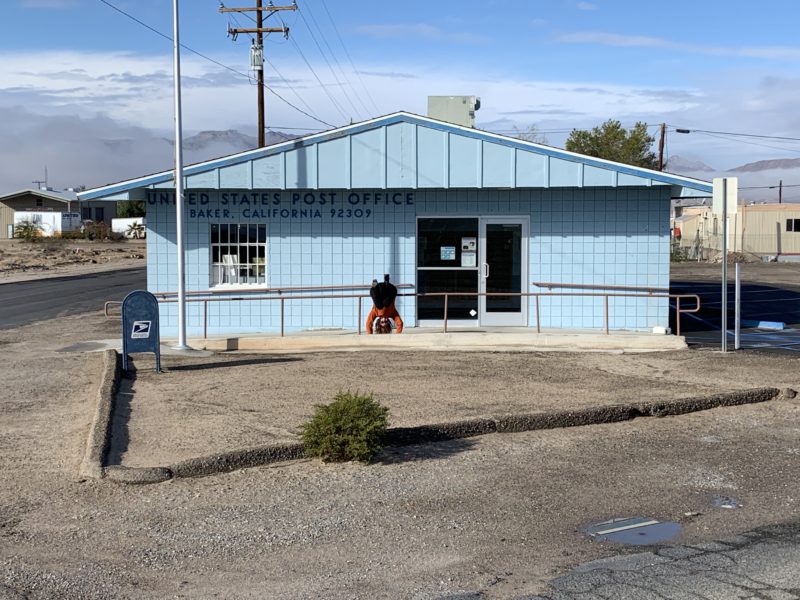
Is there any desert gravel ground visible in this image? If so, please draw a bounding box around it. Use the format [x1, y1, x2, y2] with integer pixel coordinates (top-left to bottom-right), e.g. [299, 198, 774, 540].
[0, 239, 145, 284]
[117, 345, 800, 468]
[1, 311, 799, 598]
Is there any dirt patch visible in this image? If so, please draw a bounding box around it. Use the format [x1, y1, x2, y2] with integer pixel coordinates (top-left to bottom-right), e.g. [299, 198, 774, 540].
[0, 239, 145, 283]
[1, 311, 800, 598]
[114, 342, 800, 468]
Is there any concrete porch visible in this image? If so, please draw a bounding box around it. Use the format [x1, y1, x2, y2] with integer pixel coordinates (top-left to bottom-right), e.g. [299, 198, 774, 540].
[187, 327, 688, 354]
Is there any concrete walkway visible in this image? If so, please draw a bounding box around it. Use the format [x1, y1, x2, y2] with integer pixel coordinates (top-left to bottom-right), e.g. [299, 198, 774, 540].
[187, 327, 688, 354]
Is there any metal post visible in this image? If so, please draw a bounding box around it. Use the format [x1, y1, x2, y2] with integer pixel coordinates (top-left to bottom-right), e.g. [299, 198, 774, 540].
[735, 263, 741, 350]
[443, 294, 449, 333]
[676, 296, 681, 337]
[721, 179, 728, 353]
[604, 296, 609, 335]
[280, 297, 285, 337]
[256, 0, 265, 148]
[172, 0, 189, 349]
[535, 295, 541, 333]
[203, 300, 207, 340]
[357, 296, 362, 335]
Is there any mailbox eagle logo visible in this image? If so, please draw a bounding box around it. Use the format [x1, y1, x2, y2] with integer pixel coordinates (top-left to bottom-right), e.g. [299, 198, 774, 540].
[131, 320, 152, 339]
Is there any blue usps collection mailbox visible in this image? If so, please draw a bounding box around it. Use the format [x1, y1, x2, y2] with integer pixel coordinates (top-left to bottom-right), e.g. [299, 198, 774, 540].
[121, 290, 161, 373]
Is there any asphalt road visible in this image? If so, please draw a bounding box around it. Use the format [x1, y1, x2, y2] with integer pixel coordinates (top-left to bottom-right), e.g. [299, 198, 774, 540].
[670, 279, 800, 353]
[522, 521, 800, 600]
[0, 267, 146, 330]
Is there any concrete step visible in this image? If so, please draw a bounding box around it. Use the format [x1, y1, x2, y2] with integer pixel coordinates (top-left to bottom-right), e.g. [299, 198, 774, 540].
[191, 330, 688, 354]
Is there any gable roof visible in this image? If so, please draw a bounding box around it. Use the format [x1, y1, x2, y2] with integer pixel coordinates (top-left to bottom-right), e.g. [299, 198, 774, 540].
[0, 188, 78, 203]
[79, 111, 713, 201]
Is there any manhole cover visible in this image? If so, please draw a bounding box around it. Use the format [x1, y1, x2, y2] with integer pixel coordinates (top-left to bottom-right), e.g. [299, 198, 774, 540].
[586, 517, 682, 545]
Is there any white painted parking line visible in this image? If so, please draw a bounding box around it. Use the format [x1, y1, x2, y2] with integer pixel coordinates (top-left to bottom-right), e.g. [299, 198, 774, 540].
[591, 519, 661, 537]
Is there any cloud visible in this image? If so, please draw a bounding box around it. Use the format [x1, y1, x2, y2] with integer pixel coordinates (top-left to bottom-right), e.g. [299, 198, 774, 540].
[576, 2, 598, 10]
[21, 0, 76, 7]
[2, 49, 800, 198]
[556, 31, 800, 60]
[0, 106, 171, 190]
[356, 70, 419, 80]
[557, 31, 678, 48]
[499, 108, 587, 116]
[355, 23, 488, 44]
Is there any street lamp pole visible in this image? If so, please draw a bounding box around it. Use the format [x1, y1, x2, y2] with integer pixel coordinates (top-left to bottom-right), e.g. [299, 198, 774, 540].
[172, 0, 189, 349]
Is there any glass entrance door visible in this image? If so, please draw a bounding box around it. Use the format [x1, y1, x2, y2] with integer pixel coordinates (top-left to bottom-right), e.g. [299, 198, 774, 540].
[479, 218, 528, 326]
[416, 218, 480, 326]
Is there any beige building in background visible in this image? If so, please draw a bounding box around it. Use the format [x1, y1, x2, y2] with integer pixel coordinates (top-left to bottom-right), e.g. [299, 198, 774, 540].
[0, 188, 117, 239]
[674, 203, 800, 259]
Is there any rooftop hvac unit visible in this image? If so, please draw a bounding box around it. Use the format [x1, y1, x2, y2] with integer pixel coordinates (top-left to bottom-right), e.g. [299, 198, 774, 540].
[427, 96, 481, 128]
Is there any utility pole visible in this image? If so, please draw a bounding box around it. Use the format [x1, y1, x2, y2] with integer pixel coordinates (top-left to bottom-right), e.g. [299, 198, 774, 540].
[32, 166, 48, 190]
[779, 179, 783, 204]
[657, 123, 666, 171]
[220, 1, 296, 148]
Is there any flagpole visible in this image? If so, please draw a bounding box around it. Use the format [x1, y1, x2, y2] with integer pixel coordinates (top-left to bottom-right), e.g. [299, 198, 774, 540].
[172, 0, 189, 348]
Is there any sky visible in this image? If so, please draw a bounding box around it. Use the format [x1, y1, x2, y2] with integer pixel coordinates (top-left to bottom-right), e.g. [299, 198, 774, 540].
[4, 0, 800, 199]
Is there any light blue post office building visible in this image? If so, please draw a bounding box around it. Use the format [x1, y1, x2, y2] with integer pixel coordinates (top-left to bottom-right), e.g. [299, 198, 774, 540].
[79, 112, 712, 337]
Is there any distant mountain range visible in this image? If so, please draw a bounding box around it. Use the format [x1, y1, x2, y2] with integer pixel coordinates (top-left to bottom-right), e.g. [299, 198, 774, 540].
[730, 158, 800, 173]
[666, 155, 715, 173]
[668, 154, 800, 174]
[169, 129, 297, 153]
[100, 129, 298, 164]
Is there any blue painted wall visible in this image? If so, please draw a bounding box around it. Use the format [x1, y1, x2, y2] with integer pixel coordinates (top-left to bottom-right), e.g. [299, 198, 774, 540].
[82, 115, 712, 201]
[147, 186, 670, 337]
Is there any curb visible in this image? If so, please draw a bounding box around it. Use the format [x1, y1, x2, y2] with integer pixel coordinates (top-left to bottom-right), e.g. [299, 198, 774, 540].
[101, 386, 782, 484]
[78, 349, 120, 480]
[169, 442, 305, 479]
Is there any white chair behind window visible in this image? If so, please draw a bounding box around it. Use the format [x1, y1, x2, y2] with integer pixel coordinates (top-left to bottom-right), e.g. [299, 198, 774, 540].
[221, 254, 239, 284]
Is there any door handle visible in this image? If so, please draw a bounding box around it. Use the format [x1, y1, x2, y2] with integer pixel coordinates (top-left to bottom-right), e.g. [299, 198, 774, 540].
[483, 263, 490, 278]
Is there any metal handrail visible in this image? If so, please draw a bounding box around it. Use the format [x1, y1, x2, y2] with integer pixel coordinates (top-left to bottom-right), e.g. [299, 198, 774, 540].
[533, 281, 670, 294]
[144, 290, 700, 340]
[103, 282, 415, 317]
[151, 282, 414, 299]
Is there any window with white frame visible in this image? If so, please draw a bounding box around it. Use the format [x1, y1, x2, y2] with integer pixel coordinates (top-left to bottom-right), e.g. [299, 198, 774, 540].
[786, 219, 800, 232]
[211, 223, 267, 286]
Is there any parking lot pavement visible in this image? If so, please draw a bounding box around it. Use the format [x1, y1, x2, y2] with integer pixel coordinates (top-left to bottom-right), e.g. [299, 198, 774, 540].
[0, 267, 145, 329]
[523, 521, 800, 600]
[671, 263, 800, 352]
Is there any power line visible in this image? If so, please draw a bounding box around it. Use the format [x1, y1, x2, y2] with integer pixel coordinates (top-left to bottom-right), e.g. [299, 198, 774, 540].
[671, 126, 800, 142]
[319, 0, 380, 114]
[245, 6, 351, 122]
[301, 1, 371, 118]
[220, 3, 323, 121]
[287, 31, 350, 122]
[487, 124, 665, 135]
[223, 0, 296, 148]
[296, 7, 361, 121]
[740, 183, 800, 190]
[96, 0, 334, 128]
[692, 131, 800, 155]
[261, 125, 323, 130]
[263, 56, 324, 119]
